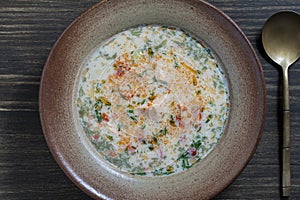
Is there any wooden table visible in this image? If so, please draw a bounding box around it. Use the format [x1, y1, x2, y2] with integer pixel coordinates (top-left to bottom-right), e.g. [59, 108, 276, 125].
[0, 0, 299, 199]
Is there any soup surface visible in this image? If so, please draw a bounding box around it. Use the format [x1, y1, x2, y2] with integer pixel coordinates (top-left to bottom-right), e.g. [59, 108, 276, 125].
[76, 25, 230, 176]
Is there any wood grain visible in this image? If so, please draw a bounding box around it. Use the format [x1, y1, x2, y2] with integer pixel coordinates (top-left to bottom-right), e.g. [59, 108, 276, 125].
[0, 0, 300, 199]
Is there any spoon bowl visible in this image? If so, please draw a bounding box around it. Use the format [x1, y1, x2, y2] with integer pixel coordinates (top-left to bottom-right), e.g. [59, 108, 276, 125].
[262, 11, 300, 69]
[262, 11, 300, 197]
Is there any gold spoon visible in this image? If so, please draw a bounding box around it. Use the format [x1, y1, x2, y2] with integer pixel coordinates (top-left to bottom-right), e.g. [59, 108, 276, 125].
[262, 11, 300, 197]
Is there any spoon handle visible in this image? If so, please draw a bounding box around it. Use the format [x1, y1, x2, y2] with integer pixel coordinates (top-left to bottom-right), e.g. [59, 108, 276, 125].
[282, 68, 291, 197]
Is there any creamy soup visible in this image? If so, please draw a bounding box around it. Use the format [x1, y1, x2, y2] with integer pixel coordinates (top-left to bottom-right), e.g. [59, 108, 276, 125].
[76, 25, 230, 176]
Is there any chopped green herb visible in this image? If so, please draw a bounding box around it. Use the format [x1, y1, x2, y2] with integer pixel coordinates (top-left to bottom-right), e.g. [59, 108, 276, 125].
[95, 110, 102, 122]
[155, 39, 167, 50]
[131, 27, 143, 37]
[209, 100, 215, 107]
[136, 172, 146, 176]
[170, 30, 176, 36]
[205, 47, 213, 58]
[147, 47, 154, 56]
[141, 99, 146, 105]
[163, 127, 168, 135]
[174, 61, 179, 69]
[213, 80, 217, 88]
[94, 100, 103, 109]
[145, 39, 152, 46]
[159, 127, 168, 135]
[107, 135, 114, 141]
[104, 53, 117, 60]
[138, 70, 147, 77]
[94, 82, 102, 93]
[130, 116, 137, 121]
[79, 87, 84, 97]
[206, 114, 213, 123]
[172, 40, 182, 46]
[196, 126, 202, 132]
[192, 140, 202, 149]
[152, 76, 157, 82]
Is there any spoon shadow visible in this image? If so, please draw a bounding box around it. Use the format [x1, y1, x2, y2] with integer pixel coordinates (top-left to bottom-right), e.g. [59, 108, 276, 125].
[256, 34, 285, 197]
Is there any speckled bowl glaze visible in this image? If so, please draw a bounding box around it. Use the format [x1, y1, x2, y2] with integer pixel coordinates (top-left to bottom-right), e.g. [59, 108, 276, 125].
[39, 0, 266, 199]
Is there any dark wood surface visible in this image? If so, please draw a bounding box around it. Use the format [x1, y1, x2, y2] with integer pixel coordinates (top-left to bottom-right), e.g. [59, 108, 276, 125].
[0, 0, 299, 199]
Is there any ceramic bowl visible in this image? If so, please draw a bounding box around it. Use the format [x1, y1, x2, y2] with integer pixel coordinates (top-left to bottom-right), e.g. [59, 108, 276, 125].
[39, 0, 266, 199]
